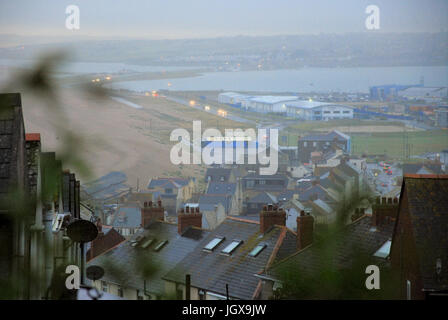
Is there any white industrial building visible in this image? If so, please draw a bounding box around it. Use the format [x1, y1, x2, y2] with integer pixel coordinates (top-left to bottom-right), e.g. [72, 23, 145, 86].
[241, 96, 299, 113]
[285, 100, 353, 120]
[218, 92, 253, 105]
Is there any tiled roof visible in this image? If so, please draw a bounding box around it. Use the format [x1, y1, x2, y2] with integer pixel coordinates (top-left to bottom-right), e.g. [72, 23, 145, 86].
[86, 228, 126, 262]
[25, 133, 41, 142]
[399, 174, 448, 291]
[265, 215, 394, 280]
[88, 221, 209, 296]
[163, 218, 297, 300]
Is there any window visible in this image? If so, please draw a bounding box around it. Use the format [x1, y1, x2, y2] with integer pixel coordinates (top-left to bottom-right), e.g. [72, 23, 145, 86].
[204, 237, 225, 252]
[249, 244, 267, 257]
[406, 280, 411, 300]
[141, 238, 154, 249]
[165, 188, 173, 194]
[324, 111, 331, 114]
[221, 240, 243, 255]
[303, 142, 307, 147]
[101, 281, 108, 292]
[136, 290, 144, 300]
[343, 110, 350, 114]
[117, 287, 123, 297]
[153, 240, 168, 252]
[333, 110, 340, 114]
[314, 111, 321, 114]
[373, 240, 391, 258]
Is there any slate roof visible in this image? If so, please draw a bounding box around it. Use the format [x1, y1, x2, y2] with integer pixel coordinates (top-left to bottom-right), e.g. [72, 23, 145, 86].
[147, 177, 191, 189]
[396, 174, 448, 291]
[163, 217, 297, 300]
[87, 221, 209, 296]
[199, 194, 231, 212]
[248, 191, 277, 204]
[265, 215, 394, 280]
[402, 163, 443, 175]
[206, 182, 236, 196]
[205, 168, 234, 182]
[299, 185, 331, 202]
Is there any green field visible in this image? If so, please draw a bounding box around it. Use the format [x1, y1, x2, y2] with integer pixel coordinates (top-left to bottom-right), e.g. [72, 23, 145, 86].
[351, 130, 448, 158]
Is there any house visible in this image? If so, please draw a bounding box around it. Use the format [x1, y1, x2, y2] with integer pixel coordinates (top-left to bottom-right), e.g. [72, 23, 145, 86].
[311, 199, 336, 224]
[242, 173, 289, 192]
[110, 203, 144, 236]
[162, 205, 299, 300]
[205, 181, 242, 215]
[205, 167, 237, 183]
[402, 163, 444, 175]
[281, 199, 307, 231]
[258, 201, 398, 299]
[246, 192, 277, 215]
[285, 100, 353, 120]
[147, 177, 196, 215]
[390, 174, 448, 300]
[89, 207, 210, 300]
[0, 93, 82, 299]
[297, 130, 351, 164]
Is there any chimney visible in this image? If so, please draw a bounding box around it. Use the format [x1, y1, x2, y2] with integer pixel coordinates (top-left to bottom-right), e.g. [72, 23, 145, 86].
[178, 206, 202, 234]
[372, 197, 399, 227]
[296, 210, 314, 250]
[141, 200, 165, 227]
[260, 204, 286, 234]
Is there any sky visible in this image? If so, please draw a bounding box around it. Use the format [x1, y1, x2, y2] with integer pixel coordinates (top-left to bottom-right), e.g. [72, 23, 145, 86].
[0, 0, 447, 40]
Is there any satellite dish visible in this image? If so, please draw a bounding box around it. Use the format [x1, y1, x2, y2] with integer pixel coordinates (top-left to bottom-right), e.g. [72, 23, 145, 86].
[66, 219, 98, 243]
[86, 265, 105, 281]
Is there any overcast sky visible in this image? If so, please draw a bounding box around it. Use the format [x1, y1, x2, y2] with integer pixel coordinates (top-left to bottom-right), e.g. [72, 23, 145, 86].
[1, 0, 447, 40]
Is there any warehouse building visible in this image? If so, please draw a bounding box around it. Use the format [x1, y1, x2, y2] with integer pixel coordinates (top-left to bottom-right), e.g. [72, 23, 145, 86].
[285, 100, 353, 120]
[218, 92, 252, 106]
[241, 95, 298, 113]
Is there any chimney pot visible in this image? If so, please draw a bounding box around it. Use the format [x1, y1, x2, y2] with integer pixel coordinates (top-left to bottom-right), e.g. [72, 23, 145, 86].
[149, 201, 153, 207]
[186, 206, 190, 213]
[158, 200, 162, 207]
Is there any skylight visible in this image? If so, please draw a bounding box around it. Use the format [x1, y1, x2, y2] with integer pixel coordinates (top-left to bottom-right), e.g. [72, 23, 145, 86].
[249, 244, 267, 257]
[141, 238, 154, 249]
[221, 240, 243, 255]
[203, 237, 225, 252]
[373, 240, 391, 258]
[153, 240, 168, 252]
